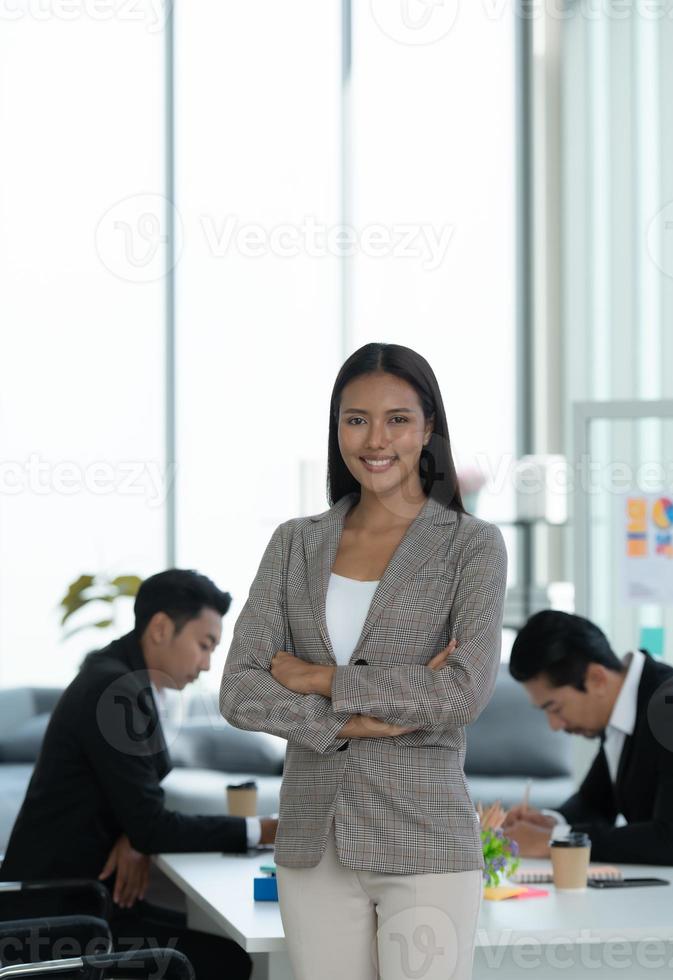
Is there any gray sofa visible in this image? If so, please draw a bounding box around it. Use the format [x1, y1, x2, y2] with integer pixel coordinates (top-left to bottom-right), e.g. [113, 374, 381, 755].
[0, 667, 574, 854]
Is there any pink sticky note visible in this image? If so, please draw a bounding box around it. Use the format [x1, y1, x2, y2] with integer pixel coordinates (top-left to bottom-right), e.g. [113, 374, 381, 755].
[513, 886, 549, 899]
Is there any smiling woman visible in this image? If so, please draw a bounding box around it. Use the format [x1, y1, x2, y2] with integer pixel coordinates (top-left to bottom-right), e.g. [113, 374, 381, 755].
[220, 342, 508, 980]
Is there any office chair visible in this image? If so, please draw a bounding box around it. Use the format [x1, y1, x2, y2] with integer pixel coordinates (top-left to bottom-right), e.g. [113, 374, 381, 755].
[0, 883, 111, 924]
[0, 948, 194, 980]
[0, 916, 112, 966]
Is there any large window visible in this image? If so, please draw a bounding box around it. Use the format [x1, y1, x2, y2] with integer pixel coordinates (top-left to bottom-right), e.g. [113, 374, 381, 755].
[0, 2, 517, 686]
[175, 1, 517, 682]
[350, 2, 516, 519]
[0, 9, 166, 685]
[561, 5, 673, 655]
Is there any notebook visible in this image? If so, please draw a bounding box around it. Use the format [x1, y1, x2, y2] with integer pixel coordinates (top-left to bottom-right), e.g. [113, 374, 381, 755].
[511, 864, 622, 884]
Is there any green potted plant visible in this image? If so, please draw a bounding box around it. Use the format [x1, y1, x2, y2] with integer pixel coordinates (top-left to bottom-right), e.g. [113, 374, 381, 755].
[59, 573, 143, 639]
[481, 827, 520, 888]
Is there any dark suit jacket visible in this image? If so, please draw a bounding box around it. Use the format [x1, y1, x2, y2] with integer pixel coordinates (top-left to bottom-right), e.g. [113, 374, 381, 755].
[0, 630, 246, 881]
[559, 652, 673, 864]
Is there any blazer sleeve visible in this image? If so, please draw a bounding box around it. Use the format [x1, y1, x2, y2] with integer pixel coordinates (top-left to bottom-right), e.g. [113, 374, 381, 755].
[330, 522, 508, 728]
[562, 747, 673, 865]
[219, 521, 351, 755]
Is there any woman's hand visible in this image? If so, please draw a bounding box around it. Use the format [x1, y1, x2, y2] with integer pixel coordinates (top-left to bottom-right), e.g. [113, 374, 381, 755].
[271, 637, 458, 704]
[338, 715, 418, 738]
[427, 638, 458, 669]
[98, 833, 150, 909]
[270, 651, 334, 697]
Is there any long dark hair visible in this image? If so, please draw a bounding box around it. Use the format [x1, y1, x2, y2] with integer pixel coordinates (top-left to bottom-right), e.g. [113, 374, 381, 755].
[326, 342, 466, 514]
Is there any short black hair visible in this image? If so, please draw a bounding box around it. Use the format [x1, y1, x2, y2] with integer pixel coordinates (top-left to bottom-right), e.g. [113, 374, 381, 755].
[509, 610, 625, 691]
[134, 569, 232, 638]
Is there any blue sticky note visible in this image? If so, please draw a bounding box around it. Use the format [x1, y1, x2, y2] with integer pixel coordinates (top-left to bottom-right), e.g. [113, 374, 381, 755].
[639, 627, 665, 658]
[254, 876, 278, 901]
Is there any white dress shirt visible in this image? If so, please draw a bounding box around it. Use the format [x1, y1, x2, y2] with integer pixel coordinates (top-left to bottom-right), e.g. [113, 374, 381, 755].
[603, 649, 645, 782]
[546, 650, 645, 836]
[325, 572, 380, 666]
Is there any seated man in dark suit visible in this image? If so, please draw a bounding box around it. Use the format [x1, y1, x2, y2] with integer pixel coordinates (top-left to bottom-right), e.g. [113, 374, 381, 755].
[0, 569, 278, 980]
[502, 610, 673, 865]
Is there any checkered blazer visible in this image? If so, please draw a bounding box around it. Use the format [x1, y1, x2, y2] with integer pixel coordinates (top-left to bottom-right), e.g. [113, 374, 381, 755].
[220, 490, 508, 874]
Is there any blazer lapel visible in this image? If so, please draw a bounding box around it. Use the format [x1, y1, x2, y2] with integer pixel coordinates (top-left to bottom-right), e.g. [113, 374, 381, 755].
[302, 491, 457, 664]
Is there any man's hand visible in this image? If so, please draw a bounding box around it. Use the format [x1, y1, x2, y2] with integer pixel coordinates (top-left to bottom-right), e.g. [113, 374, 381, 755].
[505, 820, 553, 858]
[503, 805, 557, 831]
[270, 652, 334, 697]
[259, 818, 278, 846]
[98, 834, 150, 909]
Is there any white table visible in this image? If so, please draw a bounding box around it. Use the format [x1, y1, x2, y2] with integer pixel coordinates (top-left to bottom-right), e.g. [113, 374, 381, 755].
[155, 852, 673, 979]
[155, 850, 290, 980]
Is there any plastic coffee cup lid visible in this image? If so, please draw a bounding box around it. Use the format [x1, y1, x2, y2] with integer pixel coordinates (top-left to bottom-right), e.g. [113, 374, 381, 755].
[550, 832, 591, 847]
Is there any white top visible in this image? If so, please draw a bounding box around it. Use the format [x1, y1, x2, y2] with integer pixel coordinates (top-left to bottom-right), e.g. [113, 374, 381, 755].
[325, 572, 380, 666]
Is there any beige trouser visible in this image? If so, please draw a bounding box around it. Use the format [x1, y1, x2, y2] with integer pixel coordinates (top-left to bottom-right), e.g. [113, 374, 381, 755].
[276, 821, 482, 980]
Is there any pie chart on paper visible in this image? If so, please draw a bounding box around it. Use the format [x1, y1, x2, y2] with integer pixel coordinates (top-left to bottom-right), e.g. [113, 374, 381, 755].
[652, 497, 673, 530]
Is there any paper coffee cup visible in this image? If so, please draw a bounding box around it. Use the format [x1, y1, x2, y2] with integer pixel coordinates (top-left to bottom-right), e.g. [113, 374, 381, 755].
[226, 780, 258, 817]
[550, 832, 591, 891]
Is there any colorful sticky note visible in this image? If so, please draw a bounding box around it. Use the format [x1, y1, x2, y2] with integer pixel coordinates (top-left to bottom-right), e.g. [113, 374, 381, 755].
[483, 886, 528, 901]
